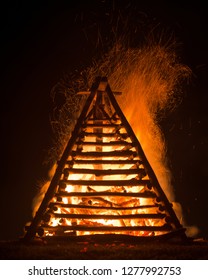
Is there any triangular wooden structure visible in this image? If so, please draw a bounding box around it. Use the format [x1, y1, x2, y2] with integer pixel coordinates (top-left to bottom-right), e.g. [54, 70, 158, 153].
[24, 76, 186, 242]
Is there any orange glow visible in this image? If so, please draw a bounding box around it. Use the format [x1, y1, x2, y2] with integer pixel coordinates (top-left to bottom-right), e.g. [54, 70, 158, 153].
[42, 119, 169, 237]
[30, 40, 191, 238]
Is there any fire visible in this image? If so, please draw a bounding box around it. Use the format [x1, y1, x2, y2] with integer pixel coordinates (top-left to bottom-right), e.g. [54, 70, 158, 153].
[28, 39, 191, 240]
[87, 42, 191, 202]
[41, 114, 170, 237]
[86, 42, 191, 224]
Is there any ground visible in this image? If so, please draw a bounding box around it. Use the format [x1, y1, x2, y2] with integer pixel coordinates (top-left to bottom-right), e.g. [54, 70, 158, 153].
[0, 236, 208, 260]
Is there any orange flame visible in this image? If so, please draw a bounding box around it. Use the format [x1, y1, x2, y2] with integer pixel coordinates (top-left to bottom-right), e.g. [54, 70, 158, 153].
[31, 39, 192, 237]
[86, 42, 191, 202]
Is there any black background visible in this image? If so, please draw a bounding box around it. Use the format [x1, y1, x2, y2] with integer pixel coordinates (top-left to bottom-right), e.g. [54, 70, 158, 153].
[1, 0, 208, 241]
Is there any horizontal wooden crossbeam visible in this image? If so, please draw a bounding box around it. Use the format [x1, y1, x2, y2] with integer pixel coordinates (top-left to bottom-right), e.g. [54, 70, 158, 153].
[66, 159, 142, 165]
[49, 202, 158, 210]
[52, 213, 166, 219]
[39, 224, 171, 232]
[61, 179, 151, 187]
[56, 190, 156, 198]
[63, 167, 146, 176]
[71, 150, 137, 157]
[83, 123, 123, 128]
[75, 141, 134, 146]
[81, 132, 129, 138]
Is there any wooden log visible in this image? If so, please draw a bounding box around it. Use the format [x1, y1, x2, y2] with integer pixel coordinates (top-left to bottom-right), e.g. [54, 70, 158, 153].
[75, 91, 122, 96]
[71, 150, 137, 157]
[49, 202, 158, 211]
[75, 141, 135, 146]
[83, 123, 122, 128]
[98, 103, 116, 120]
[88, 117, 120, 122]
[66, 159, 142, 165]
[119, 199, 151, 207]
[84, 192, 142, 208]
[63, 167, 145, 176]
[61, 178, 151, 187]
[85, 106, 95, 121]
[88, 196, 113, 207]
[43, 213, 51, 222]
[56, 190, 156, 198]
[93, 96, 104, 182]
[39, 224, 171, 232]
[81, 132, 128, 138]
[52, 213, 166, 219]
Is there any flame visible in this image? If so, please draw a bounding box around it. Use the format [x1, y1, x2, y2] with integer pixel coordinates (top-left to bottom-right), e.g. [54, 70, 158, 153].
[43, 126, 168, 237]
[30, 39, 192, 238]
[86, 42, 191, 201]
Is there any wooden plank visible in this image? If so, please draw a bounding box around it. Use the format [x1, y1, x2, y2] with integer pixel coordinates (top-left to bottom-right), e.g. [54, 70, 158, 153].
[61, 179, 151, 187]
[83, 123, 122, 128]
[65, 91, 122, 96]
[63, 167, 146, 176]
[67, 159, 142, 165]
[56, 190, 156, 198]
[52, 213, 166, 219]
[49, 202, 157, 210]
[40, 224, 171, 232]
[88, 117, 120, 122]
[82, 132, 128, 138]
[71, 150, 137, 157]
[75, 141, 135, 146]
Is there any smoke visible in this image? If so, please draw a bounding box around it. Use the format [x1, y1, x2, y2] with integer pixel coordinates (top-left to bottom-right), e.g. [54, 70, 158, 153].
[49, 74, 88, 162]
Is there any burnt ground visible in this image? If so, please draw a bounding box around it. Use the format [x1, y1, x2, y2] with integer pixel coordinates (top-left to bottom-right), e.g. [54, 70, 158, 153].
[0, 236, 208, 260]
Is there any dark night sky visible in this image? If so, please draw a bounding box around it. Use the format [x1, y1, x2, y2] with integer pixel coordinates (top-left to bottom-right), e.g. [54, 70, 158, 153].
[1, 0, 208, 241]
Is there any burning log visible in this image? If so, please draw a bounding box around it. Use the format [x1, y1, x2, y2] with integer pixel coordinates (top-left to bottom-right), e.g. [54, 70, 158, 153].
[51, 213, 166, 219]
[49, 202, 158, 211]
[71, 150, 137, 157]
[61, 179, 152, 187]
[67, 159, 142, 165]
[80, 131, 128, 138]
[63, 167, 146, 176]
[75, 140, 135, 146]
[83, 123, 122, 128]
[56, 191, 156, 198]
[36, 224, 172, 233]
